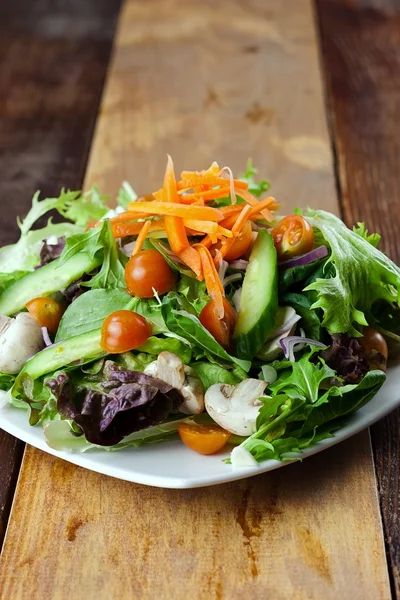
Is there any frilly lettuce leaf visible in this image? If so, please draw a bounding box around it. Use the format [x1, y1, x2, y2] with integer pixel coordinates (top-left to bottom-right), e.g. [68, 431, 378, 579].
[303, 209, 400, 336]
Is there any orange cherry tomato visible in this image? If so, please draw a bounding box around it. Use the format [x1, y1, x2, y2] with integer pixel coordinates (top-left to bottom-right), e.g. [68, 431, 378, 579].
[25, 297, 65, 333]
[178, 423, 231, 455]
[101, 310, 152, 353]
[199, 297, 237, 350]
[271, 215, 314, 260]
[222, 221, 253, 261]
[125, 249, 176, 299]
[360, 327, 388, 360]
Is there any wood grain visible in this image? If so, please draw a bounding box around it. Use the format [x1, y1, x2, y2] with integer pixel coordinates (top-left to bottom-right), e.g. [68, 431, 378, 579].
[0, 0, 392, 598]
[0, 434, 391, 600]
[0, 0, 122, 546]
[316, 0, 400, 596]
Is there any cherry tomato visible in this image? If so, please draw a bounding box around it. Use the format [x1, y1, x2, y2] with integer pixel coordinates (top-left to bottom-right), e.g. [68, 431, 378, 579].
[220, 221, 253, 261]
[199, 297, 237, 350]
[125, 249, 176, 299]
[178, 423, 231, 455]
[360, 327, 388, 360]
[101, 310, 152, 353]
[271, 215, 314, 260]
[25, 297, 65, 333]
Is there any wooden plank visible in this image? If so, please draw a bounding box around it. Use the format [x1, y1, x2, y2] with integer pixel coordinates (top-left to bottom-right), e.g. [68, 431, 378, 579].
[0, 0, 122, 546]
[0, 0, 391, 598]
[316, 0, 400, 595]
[0, 434, 391, 600]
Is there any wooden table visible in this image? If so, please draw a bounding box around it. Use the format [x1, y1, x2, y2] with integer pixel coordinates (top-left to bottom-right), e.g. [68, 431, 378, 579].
[0, 1, 399, 598]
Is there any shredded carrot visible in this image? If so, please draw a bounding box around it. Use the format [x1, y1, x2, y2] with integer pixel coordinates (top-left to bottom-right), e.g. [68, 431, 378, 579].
[234, 188, 276, 222]
[215, 205, 253, 263]
[183, 219, 233, 238]
[112, 220, 165, 238]
[177, 187, 231, 202]
[179, 246, 203, 279]
[111, 211, 157, 224]
[126, 200, 223, 222]
[131, 220, 152, 256]
[160, 155, 191, 256]
[199, 235, 213, 249]
[195, 244, 225, 318]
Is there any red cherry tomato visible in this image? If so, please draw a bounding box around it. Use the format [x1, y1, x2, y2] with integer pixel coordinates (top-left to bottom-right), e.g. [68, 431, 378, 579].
[178, 423, 231, 455]
[25, 297, 65, 333]
[213, 221, 253, 261]
[271, 215, 314, 260]
[101, 310, 152, 353]
[125, 249, 176, 299]
[199, 297, 237, 350]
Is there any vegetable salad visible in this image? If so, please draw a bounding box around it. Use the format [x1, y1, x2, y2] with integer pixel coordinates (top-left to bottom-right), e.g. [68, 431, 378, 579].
[0, 158, 399, 466]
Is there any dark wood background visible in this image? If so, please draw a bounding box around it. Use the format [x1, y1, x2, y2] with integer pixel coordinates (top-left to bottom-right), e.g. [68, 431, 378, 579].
[1, 0, 400, 595]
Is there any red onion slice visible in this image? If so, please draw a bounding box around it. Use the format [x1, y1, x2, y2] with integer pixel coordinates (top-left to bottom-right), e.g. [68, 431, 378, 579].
[229, 259, 249, 270]
[280, 336, 327, 362]
[279, 245, 328, 270]
[41, 327, 53, 347]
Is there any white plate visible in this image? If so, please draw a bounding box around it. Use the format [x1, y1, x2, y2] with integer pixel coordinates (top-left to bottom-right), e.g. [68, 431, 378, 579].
[1, 364, 400, 489]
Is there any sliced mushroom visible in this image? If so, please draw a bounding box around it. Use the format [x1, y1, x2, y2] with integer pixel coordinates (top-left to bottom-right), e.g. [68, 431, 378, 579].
[144, 351, 204, 414]
[205, 379, 268, 436]
[0, 313, 44, 374]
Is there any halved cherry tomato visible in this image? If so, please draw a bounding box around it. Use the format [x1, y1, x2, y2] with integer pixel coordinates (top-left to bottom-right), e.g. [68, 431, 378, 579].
[101, 310, 152, 353]
[360, 327, 388, 361]
[178, 422, 231, 455]
[199, 297, 237, 350]
[25, 297, 65, 333]
[213, 221, 253, 261]
[125, 249, 176, 299]
[271, 215, 314, 260]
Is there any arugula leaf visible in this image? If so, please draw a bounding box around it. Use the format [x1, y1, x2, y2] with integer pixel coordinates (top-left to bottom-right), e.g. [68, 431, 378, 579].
[60, 220, 126, 290]
[304, 209, 400, 336]
[353, 222, 381, 248]
[239, 159, 270, 198]
[161, 294, 251, 371]
[84, 221, 126, 290]
[177, 275, 209, 314]
[279, 258, 328, 294]
[269, 350, 333, 403]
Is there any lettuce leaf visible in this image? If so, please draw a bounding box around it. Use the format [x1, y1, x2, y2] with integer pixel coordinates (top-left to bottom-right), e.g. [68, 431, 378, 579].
[304, 209, 400, 336]
[353, 223, 381, 248]
[239, 159, 270, 198]
[191, 362, 247, 388]
[161, 294, 251, 371]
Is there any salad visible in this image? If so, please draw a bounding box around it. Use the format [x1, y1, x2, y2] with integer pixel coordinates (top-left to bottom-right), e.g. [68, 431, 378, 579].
[0, 157, 399, 467]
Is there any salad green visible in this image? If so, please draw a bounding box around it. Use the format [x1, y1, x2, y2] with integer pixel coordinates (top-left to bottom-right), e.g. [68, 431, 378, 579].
[0, 160, 398, 466]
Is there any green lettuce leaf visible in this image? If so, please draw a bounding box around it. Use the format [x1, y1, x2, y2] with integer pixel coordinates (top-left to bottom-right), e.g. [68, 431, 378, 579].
[116, 181, 138, 209]
[191, 362, 247, 389]
[239, 159, 270, 198]
[56, 288, 135, 341]
[0, 373, 15, 391]
[304, 209, 400, 336]
[161, 294, 251, 371]
[177, 275, 209, 314]
[353, 222, 381, 248]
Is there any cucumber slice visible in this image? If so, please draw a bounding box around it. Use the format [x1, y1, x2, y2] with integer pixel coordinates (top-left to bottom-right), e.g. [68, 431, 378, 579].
[13, 328, 103, 385]
[233, 229, 278, 359]
[0, 253, 102, 316]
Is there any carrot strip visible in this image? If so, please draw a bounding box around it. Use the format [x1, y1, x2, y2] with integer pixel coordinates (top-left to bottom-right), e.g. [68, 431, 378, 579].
[215, 205, 253, 264]
[179, 246, 203, 279]
[177, 187, 231, 202]
[161, 155, 191, 255]
[235, 188, 276, 222]
[111, 211, 157, 224]
[126, 200, 223, 222]
[131, 220, 152, 256]
[199, 235, 213, 249]
[195, 244, 225, 318]
[183, 219, 233, 237]
[112, 220, 165, 238]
